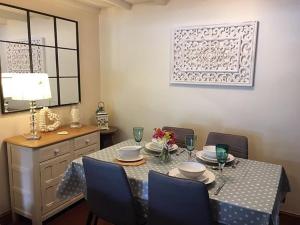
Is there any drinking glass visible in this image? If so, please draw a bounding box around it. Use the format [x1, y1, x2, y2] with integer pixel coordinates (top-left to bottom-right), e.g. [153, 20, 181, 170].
[133, 127, 144, 145]
[216, 144, 229, 179]
[185, 135, 197, 161]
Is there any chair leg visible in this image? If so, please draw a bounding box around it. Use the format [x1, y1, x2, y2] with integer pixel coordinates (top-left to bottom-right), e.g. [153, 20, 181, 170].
[86, 211, 93, 225]
[93, 216, 98, 225]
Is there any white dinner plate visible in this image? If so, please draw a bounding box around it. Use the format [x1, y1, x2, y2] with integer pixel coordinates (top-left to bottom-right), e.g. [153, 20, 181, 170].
[168, 168, 215, 185]
[196, 151, 235, 164]
[145, 142, 178, 153]
[115, 154, 144, 162]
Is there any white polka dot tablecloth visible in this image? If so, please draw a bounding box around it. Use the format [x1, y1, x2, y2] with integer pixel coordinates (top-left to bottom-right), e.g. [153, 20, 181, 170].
[57, 140, 290, 225]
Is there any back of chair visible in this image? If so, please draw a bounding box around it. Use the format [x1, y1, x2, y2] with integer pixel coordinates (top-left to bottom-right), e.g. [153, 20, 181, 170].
[82, 157, 137, 225]
[206, 132, 248, 159]
[162, 126, 194, 148]
[147, 170, 212, 225]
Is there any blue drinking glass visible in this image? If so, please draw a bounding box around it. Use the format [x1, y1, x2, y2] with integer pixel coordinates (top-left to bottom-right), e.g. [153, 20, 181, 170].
[216, 144, 229, 179]
[185, 135, 197, 161]
[133, 127, 144, 145]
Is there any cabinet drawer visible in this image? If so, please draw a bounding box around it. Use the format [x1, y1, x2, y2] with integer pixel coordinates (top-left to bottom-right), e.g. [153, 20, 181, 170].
[74, 144, 98, 159]
[40, 153, 72, 214]
[39, 141, 71, 162]
[74, 132, 99, 150]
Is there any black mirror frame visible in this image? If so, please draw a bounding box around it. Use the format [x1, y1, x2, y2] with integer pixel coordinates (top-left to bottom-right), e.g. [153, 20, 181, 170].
[0, 3, 81, 114]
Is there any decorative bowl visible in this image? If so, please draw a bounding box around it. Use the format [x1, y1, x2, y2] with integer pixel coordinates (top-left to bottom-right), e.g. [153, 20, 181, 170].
[118, 146, 142, 160]
[177, 162, 206, 179]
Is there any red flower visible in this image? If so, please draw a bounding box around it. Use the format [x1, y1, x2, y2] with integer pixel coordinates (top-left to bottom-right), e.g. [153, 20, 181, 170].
[153, 128, 176, 147]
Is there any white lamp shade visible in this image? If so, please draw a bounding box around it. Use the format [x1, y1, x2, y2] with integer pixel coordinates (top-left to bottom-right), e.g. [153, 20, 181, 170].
[1, 73, 14, 98]
[11, 73, 52, 101]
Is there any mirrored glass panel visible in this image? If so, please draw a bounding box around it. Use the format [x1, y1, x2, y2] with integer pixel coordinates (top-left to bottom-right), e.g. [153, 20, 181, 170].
[0, 4, 80, 114]
[0, 42, 31, 73]
[58, 49, 77, 77]
[32, 46, 56, 77]
[0, 5, 28, 43]
[59, 78, 79, 104]
[56, 19, 77, 49]
[30, 12, 55, 46]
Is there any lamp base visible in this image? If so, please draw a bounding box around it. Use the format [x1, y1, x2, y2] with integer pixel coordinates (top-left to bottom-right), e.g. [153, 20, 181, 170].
[23, 133, 41, 140]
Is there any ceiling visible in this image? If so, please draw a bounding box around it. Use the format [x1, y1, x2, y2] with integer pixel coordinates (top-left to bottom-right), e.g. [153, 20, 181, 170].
[69, 0, 170, 10]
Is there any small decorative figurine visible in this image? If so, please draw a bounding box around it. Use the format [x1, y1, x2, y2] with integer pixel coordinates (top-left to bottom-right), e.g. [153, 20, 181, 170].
[70, 105, 81, 128]
[39, 107, 61, 132]
[96, 101, 109, 130]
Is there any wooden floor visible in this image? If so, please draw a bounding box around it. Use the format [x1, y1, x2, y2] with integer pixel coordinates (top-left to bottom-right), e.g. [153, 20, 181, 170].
[1, 200, 299, 225]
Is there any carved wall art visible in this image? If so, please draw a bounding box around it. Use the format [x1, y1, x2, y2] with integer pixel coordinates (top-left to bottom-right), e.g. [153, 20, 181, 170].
[170, 21, 258, 86]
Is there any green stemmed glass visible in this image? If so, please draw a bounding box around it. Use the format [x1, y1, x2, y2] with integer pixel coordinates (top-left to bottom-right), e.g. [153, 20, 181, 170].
[185, 135, 197, 161]
[133, 127, 144, 145]
[216, 144, 229, 179]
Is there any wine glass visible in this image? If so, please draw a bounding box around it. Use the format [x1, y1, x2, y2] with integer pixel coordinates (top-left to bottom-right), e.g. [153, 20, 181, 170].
[216, 144, 229, 179]
[133, 127, 144, 145]
[185, 135, 197, 161]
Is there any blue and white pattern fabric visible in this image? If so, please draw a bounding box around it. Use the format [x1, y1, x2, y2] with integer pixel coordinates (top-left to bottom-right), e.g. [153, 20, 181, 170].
[57, 140, 290, 225]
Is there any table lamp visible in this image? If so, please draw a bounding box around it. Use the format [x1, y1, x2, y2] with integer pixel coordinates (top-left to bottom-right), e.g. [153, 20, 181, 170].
[1, 73, 14, 112]
[11, 73, 52, 140]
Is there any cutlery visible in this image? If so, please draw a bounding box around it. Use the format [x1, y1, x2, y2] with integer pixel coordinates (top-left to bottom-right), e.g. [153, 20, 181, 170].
[176, 149, 185, 156]
[214, 180, 226, 195]
[232, 160, 240, 168]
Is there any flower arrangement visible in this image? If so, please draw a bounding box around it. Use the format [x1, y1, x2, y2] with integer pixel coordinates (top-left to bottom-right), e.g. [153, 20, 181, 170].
[152, 128, 176, 149]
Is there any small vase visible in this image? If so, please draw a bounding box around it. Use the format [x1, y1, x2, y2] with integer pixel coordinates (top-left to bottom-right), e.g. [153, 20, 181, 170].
[159, 147, 171, 163]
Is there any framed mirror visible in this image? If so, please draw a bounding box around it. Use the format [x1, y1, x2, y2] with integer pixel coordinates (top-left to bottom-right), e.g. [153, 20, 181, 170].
[0, 3, 80, 113]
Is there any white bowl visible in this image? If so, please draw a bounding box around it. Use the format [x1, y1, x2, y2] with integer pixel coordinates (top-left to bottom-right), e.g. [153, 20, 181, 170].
[118, 146, 142, 160]
[177, 162, 206, 179]
[203, 145, 216, 159]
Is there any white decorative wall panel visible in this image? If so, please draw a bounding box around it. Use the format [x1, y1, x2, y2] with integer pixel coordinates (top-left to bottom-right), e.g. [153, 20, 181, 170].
[170, 21, 258, 86]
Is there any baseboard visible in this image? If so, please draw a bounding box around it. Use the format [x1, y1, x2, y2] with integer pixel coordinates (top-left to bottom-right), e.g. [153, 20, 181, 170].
[0, 210, 12, 224]
[280, 211, 300, 218]
[0, 210, 10, 218]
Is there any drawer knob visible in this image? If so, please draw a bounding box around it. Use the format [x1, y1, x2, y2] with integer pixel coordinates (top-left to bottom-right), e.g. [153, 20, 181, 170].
[85, 139, 90, 144]
[54, 149, 60, 155]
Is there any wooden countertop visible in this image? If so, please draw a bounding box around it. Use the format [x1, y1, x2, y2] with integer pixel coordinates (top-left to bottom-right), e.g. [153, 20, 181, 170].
[5, 125, 100, 149]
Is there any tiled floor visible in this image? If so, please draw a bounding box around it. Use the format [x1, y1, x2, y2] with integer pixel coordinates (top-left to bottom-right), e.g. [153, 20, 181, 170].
[0, 200, 299, 225]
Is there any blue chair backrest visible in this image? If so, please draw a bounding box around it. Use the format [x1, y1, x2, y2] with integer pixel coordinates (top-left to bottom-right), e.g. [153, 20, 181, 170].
[82, 156, 138, 225]
[147, 170, 212, 225]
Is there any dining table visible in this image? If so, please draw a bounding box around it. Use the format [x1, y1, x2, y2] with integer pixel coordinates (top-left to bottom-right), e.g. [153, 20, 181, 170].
[56, 139, 290, 225]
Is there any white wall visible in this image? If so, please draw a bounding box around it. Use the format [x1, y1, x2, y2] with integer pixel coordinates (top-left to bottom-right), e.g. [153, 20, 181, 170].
[100, 0, 300, 214]
[0, 0, 101, 214]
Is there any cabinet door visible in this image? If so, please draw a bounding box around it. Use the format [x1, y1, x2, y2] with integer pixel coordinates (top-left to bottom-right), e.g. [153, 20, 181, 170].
[40, 153, 71, 214]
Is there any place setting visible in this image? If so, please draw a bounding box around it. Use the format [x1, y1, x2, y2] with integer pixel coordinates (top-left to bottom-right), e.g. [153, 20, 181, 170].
[168, 161, 216, 185]
[113, 127, 146, 166]
[196, 145, 236, 167]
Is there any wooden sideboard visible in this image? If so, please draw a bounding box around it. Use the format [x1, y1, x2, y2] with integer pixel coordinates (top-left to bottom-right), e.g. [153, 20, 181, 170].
[5, 125, 100, 225]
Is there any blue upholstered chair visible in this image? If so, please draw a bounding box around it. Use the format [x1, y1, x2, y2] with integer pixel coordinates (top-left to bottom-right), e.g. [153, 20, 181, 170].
[147, 170, 213, 225]
[82, 156, 144, 225]
[205, 132, 248, 159]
